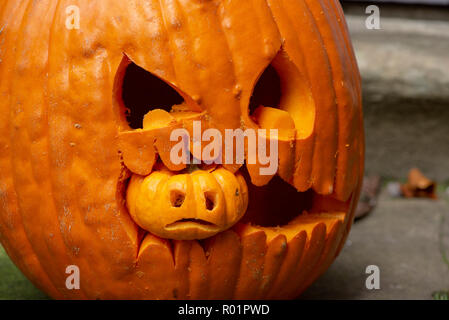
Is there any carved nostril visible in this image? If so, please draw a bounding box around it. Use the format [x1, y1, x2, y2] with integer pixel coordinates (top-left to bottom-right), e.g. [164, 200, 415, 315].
[170, 190, 186, 208]
[204, 192, 217, 211]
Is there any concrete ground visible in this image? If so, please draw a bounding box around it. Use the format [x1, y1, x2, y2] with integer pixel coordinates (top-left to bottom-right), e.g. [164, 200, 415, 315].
[303, 188, 449, 300]
[0, 3, 448, 300]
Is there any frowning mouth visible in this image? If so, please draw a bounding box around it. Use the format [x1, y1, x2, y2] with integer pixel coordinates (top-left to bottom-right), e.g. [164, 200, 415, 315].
[165, 219, 218, 230]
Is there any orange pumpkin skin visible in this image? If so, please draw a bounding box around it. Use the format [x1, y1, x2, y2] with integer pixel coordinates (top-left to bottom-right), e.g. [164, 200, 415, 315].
[0, 0, 363, 300]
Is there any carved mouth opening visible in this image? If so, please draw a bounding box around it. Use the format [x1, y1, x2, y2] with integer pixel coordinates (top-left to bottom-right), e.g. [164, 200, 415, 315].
[239, 167, 350, 228]
[116, 161, 352, 260]
[118, 162, 350, 234]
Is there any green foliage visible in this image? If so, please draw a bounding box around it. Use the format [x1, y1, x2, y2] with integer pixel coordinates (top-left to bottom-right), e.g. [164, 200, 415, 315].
[432, 291, 449, 300]
[0, 245, 48, 300]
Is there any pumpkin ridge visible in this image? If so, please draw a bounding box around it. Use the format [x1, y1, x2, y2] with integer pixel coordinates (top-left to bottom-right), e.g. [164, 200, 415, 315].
[266, 230, 306, 298]
[288, 0, 339, 196]
[45, 0, 103, 298]
[217, 0, 282, 133]
[214, 1, 239, 104]
[233, 230, 267, 299]
[279, 222, 327, 298]
[266, 0, 316, 191]
[293, 219, 344, 296]
[258, 234, 288, 298]
[4, 0, 73, 299]
[327, 0, 362, 97]
[0, 29, 60, 298]
[157, 0, 182, 93]
[305, 0, 360, 201]
[336, 10, 365, 201]
[29, 0, 76, 296]
[46, 0, 142, 298]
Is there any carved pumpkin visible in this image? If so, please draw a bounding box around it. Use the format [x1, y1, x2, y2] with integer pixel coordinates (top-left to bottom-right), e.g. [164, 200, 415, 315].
[0, 0, 363, 299]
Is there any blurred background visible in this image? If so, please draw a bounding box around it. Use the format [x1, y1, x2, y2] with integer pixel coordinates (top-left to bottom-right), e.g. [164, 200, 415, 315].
[0, 0, 448, 300]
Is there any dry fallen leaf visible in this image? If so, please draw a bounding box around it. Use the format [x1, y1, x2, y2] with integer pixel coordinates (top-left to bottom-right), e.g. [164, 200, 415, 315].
[401, 168, 437, 199]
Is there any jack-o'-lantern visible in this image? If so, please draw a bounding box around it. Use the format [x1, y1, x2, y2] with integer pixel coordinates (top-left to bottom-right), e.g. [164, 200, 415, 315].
[0, 0, 363, 299]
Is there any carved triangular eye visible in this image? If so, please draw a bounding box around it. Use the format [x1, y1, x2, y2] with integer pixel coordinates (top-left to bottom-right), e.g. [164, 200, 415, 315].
[248, 63, 282, 116]
[248, 50, 316, 139]
[122, 62, 184, 129]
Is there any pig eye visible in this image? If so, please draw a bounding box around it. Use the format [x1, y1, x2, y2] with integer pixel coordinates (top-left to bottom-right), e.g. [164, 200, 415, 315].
[120, 61, 184, 129]
[248, 63, 282, 116]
